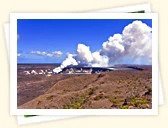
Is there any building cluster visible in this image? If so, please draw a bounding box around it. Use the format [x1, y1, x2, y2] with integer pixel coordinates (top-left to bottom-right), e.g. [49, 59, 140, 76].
[61, 67, 112, 74]
[63, 68, 92, 74]
[23, 69, 53, 76]
[22, 67, 114, 76]
[21, 65, 144, 76]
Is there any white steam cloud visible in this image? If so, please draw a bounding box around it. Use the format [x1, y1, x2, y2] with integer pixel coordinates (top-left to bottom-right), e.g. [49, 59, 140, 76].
[53, 20, 152, 73]
[76, 44, 109, 67]
[76, 44, 93, 63]
[101, 20, 152, 64]
[53, 54, 78, 73]
[101, 34, 125, 61]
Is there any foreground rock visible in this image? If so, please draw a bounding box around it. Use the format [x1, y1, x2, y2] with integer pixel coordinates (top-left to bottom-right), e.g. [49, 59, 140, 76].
[18, 69, 152, 109]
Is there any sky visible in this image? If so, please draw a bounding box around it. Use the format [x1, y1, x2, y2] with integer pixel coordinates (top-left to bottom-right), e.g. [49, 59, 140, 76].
[17, 19, 152, 64]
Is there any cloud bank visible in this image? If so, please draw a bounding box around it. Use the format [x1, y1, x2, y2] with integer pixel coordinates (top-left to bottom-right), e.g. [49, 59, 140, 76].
[101, 20, 152, 64]
[53, 20, 152, 73]
[31, 50, 63, 58]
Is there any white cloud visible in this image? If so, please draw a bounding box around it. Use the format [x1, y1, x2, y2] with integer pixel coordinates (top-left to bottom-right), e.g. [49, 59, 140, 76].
[53, 54, 78, 73]
[101, 20, 152, 64]
[101, 34, 125, 61]
[91, 51, 109, 67]
[53, 20, 152, 72]
[52, 51, 63, 57]
[75, 44, 109, 67]
[31, 50, 63, 57]
[17, 53, 21, 57]
[76, 44, 93, 63]
[122, 20, 152, 62]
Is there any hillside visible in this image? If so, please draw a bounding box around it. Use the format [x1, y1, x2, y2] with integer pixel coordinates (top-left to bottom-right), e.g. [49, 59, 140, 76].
[19, 69, 152, 109]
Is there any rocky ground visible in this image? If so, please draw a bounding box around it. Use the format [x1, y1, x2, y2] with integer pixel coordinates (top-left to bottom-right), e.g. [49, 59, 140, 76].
[18, 69, 152, 109]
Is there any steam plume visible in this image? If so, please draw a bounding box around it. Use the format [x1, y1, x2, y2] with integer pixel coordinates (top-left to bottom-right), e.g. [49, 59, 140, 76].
[53, 54, 78, 73]
[53, 20, 152, 73]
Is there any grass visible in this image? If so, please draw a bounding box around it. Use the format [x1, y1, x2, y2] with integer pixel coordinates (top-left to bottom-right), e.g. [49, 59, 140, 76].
[63, 87, 97, 109]
[130, 97, 149, 107]
[119, 105, 129, 109]
[109, 96, 150, 108]
[109, 97, 125, 106]
[63, 96, 86, 109]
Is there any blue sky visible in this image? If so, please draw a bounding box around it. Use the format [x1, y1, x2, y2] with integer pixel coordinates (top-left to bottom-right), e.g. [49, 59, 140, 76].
[17, 19, 152, 64]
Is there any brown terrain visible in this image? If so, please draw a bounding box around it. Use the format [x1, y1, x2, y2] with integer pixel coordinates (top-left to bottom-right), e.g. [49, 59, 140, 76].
[18, 65, 152, 109]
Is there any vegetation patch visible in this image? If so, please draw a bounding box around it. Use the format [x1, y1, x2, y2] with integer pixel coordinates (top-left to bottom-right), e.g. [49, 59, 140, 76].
[46, 95, 54, 101]
[109, 97, 125, 106]
[119, 105, 129, 109]
[63, 96, 86, 109]
[130, 97, 149, 107]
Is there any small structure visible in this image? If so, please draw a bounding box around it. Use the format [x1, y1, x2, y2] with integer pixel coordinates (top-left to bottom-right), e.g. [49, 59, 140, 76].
[31, 70, 38, 75]
[63, 67, 90, 74]
[47, 71, 53, 74]
[23, 71, 30, 75]
[38, 70, 45, 75]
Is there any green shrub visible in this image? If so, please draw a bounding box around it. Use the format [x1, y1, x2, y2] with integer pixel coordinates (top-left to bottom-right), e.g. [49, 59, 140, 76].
[119, 105, 129, 109]
[63, 96, 86, 109]
[130, 97, 148, 107]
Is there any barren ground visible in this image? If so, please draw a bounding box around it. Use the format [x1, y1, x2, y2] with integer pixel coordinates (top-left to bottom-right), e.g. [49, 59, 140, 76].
[18, 69, 152, 109]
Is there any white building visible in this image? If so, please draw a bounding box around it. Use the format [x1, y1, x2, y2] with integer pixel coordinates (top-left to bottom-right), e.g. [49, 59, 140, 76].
[31, 70, 38, 75]
[23, 71, 30, 75]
